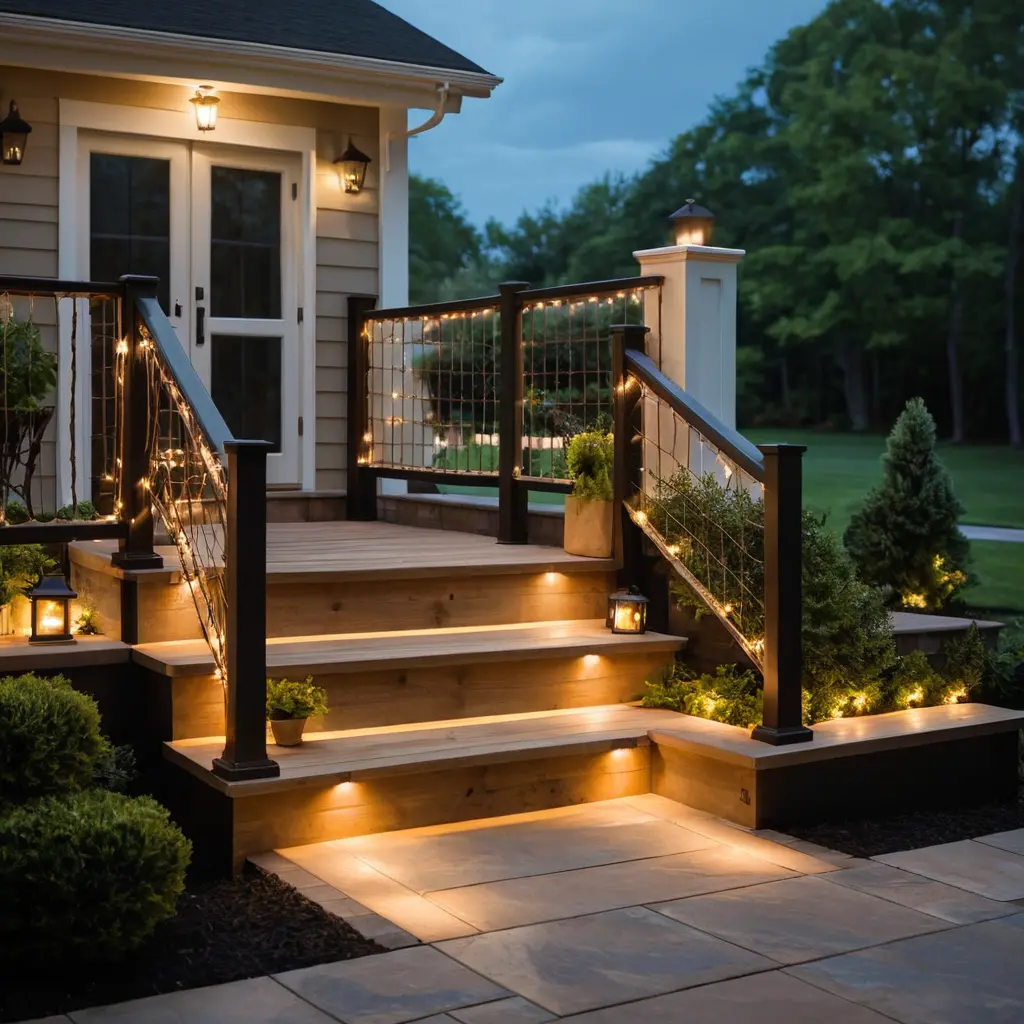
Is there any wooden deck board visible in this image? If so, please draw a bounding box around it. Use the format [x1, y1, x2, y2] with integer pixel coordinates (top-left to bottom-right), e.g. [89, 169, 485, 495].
[166, 705, 683, 795]
[0, 634, 130, 671]
[133, 620, 683, 677]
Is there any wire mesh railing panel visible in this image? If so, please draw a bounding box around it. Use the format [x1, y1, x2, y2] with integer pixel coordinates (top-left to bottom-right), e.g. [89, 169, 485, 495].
[139, 324, 228, 680]
[521, 285, 652, 481]
[90, 295, 120, 516]
[364, 301, 502, 475]
[630, 386, 766, 666]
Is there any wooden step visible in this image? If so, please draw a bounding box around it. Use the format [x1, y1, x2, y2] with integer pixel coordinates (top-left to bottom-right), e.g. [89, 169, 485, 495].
[70, 522, 614, 643]
[163, 704, 685, 868]
[134, 620, 684, 739]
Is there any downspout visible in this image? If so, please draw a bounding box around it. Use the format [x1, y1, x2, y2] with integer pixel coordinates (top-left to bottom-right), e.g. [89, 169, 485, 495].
[384, 81, 450, 172]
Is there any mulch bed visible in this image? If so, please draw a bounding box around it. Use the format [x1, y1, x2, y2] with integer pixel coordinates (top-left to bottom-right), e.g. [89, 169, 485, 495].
[0, 868, 384, 1023]
[786, 785, 1024, 859]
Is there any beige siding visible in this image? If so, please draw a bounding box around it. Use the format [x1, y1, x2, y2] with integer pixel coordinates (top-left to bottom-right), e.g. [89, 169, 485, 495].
[0, 66, 380, 498]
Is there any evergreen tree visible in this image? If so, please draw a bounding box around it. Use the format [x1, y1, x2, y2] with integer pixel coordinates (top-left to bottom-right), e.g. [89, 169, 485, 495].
[844, 397, 971, 609]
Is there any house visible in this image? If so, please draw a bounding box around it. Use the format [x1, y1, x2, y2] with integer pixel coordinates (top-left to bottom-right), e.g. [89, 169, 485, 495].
[0, 0, 500, 501]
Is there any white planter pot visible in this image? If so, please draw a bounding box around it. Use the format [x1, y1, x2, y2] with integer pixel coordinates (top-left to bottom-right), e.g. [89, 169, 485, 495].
[564, 496, 614, 558]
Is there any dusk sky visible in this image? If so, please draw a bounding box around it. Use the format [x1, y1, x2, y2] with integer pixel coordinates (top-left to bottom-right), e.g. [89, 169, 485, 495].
[382, 0, 827, 227]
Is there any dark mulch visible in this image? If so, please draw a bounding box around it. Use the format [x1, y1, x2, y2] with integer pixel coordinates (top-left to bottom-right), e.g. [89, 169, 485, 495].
[0, 868, 384, 1023]
[786, 786, 1024, 859]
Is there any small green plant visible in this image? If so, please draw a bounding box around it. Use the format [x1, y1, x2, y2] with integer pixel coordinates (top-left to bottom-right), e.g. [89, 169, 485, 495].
[641, 662, 763, 728]
[266, 676, 329, 721]
[0, 789, 190, 962]
[566, 430, 613, 503]
[0, 544, 54, 608]
[0, 312, 58, 413]
[0, 673, 111, 806]
[56, 500, 98, 521]
[844, 398, 971, 610]
[74, 607, 102, 635]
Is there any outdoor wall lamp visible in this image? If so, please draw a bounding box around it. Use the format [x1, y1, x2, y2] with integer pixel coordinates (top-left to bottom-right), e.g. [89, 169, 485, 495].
[334, 138, 372, 193]
[190, 86, 220, 132]
[607, 587, 649, 635]
[28, 575, 77, 645]
[0, 100, 31, 166]
[669, 199, 715, 246]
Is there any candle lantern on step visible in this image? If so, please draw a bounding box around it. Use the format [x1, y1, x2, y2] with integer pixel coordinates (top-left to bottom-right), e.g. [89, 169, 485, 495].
[28, 575, 77, 645]
[607, 587, 649, 635]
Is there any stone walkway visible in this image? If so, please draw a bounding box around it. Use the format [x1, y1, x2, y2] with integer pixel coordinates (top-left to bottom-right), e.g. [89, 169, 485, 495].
[31, 795, 1024, 1023]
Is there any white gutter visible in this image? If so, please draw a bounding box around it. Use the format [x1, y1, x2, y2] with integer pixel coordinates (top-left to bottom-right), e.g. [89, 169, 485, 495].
[0, 13, 502, 105]
[385, 81, 451, 171]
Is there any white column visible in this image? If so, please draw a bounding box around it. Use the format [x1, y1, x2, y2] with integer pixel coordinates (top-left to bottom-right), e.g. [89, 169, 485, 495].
[633, 243, 744, 428]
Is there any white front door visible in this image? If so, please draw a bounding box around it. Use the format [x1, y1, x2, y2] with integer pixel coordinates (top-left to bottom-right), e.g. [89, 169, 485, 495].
[81, 135, 302, 487]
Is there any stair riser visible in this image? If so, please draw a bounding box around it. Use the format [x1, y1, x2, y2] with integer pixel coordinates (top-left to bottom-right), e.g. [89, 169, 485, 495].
[167, 650, 673, 740]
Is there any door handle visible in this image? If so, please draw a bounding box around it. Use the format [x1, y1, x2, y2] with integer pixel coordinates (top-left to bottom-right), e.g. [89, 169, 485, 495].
[196, 306, 206, 346]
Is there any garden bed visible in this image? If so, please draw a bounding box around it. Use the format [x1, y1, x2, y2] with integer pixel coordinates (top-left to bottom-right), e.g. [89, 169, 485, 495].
[785, 784, 1024, 859]
[0, 868, 383, 1023]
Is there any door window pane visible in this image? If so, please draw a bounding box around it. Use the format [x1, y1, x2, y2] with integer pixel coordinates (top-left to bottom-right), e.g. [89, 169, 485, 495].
[210, 167, 281, 319]
[211, 335, 282, 451]
[90, 154, 171, 312]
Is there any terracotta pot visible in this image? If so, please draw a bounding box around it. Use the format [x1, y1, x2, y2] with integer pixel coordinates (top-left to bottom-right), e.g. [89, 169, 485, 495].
[270, 717, 307, 746]
[563, 495, 614, 557]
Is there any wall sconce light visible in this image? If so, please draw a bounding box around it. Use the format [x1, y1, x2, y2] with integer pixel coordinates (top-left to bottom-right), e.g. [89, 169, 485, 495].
[190, 86, 220, 132]
[607, 587, 649, 635]
[28, 575, 77, 645]
[334, 138, 372, 194]
[669, 199, 715, 247]
[0, 100, 32, 166]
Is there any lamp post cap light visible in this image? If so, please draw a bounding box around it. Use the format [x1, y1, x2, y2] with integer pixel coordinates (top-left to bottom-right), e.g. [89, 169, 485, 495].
[669, 199, 716, 247]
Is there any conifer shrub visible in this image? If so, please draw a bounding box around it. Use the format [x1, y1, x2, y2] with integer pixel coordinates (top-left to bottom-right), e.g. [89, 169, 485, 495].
[844, 398, 971, 610]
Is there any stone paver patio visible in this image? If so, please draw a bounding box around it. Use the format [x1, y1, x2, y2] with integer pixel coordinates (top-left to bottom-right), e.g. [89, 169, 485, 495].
[30, 794, 1024, 1023]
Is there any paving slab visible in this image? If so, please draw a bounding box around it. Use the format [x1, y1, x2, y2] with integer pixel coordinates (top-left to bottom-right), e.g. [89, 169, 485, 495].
[437, 905, 773, 1017]
[67, 977, 335, 1024]
[651, 875, 948, 965]
[877, 839, 1024, 901]
[448, 997, 555, 1022]
[338, 813, 714, 892]
[788, 914, 1024, 1024]
[426, 845, 795, 931]
[274, 945, 508, 1024]
[822, 861, 1015, 924]
[975, 828, 1024, 856]
[559, 970, 893, 1022]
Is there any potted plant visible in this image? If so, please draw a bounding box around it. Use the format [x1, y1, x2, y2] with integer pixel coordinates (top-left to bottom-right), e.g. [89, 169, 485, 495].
[266, 676, 328, 746]
[564, 430, 615, 557]
[0, 545, 55, 636]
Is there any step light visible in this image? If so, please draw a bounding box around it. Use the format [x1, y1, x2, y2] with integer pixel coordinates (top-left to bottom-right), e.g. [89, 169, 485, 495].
[607, 587, 649, 634]
[28, 575, 77, 645]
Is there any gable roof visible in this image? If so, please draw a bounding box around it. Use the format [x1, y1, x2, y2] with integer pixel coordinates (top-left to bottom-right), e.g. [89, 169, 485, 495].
[0, 0, 490, 76]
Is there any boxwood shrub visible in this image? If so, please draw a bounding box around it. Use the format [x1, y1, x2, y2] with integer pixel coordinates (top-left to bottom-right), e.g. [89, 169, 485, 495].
[0, 673, 111, 806]
[0, 789, 191, 961]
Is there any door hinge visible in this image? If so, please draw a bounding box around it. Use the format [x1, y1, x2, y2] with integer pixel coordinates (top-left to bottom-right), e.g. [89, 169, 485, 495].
[297, 306, 304, 324]
[291, 182, 298, 200]
[297, 416, 304, 437]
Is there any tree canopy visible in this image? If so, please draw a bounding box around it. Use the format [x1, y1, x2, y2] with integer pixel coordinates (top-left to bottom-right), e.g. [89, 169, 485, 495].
[409, 0, 1024, 443]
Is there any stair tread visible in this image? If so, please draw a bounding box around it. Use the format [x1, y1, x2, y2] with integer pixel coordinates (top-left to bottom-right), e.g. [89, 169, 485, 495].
[165, 703, 683, 794]
[134, 620, 685, 677]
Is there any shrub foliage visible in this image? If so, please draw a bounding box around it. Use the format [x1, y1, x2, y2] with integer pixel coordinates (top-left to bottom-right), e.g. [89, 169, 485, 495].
[844, 397, 971, 610]
[566, 430, 614, 502]
[0, 789, 190, 961]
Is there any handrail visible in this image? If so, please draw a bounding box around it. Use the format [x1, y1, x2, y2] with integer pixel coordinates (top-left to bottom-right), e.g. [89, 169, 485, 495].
[137, 296, 234, 454]
[624, 349, 765, 482]
[0, 275, 124, 297]
[519, 275, 663, 303]
[363, 293, 498, 320]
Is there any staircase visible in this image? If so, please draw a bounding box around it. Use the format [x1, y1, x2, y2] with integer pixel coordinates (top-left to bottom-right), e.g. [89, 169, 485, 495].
[70, 520, 685, 869]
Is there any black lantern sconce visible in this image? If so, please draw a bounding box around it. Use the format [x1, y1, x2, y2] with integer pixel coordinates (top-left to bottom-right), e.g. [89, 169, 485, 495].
[669, 199, 715, 247]
[0, 100, 32, 166]
[28, 576, 77, 645]
[334, 138, 372, 194]
[607, 587, 649, 635]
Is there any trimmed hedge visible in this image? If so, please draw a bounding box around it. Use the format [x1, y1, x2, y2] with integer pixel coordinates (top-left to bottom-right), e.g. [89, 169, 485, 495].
[0, 673, 110, 806]
[0, 789, 191, 961]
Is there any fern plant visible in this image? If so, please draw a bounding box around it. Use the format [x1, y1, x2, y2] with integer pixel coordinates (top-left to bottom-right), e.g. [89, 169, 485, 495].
[266, 676, 328, 721]
[566, 431, 613, 503]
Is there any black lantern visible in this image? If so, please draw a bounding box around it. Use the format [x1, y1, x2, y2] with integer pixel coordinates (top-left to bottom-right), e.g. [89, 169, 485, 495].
[607, 587, 649, 635]
[334, 139, 372, 194]
[28, 576, 77, 645]
[0, 101, 32, 166]
[669, 199, 715, 247]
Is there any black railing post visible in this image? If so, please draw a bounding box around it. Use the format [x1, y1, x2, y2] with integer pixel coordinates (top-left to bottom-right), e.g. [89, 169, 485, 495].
[111, 275, 163, 570]
[213, 440, 280, 782]
[612, 324, 649, 583]
[752, 443, 813, 746]
[498, 281, 529, 544]
[346, 295, 378, 521]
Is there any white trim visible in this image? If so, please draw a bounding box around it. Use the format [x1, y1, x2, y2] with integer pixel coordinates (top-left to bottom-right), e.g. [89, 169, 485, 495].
[632, 244, 746, 264]
[0, 14, 501, 107]
[300, 144, 317, 491]
[378, 107, 409, 308]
